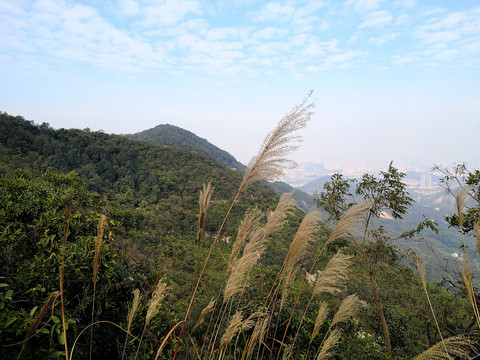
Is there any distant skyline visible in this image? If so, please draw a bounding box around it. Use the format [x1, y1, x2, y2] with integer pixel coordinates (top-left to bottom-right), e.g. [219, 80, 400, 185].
[1, 0, 479, 172]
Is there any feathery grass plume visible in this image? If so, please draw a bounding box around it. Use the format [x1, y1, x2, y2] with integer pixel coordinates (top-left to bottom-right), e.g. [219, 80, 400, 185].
[263, 191, 296, 238]
[327, 200, 371, 244]
[284, 211, 322, 271]
[247, 314, 270, 357]
[192, 298, 215, 332]
[310, 302, 328, 343]
[127, 289, 141, 331]
[316, 328, 342, 360]
[224, 227, 266, 303]
[220, 311, 244, 348]
[145, 279, 168, 327]
[239, 92, 314, 193]
[281, 211, 321, 308]
[455, 187, 470, 225]
[474, 217, 480, 253]
[331, 294, 362, 327]
[413, 335, 473, 360]
[312, 251, 352, 297]
[197, 183, 213, 247]
[228, 207, 264, 268]
[460, 267, 476, 309]
[93, 214, 107, 284]
[23, 291, 61, 348]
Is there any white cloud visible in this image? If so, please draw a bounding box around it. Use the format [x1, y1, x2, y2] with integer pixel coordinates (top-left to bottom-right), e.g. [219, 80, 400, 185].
[358, 10, 392, 28]
[368, 32, 399, 45]
[251, 1, 294, 22]
[142, 0, 201, 26]
[396, 13, 409, 25]
[118, 0, 141, 16]
[346, 0, 382, 13]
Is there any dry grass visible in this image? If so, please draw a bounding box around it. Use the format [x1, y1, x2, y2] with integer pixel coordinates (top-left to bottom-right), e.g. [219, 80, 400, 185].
[239, 91, 314, 193]
[127, 289, 141, 331]
[220, 311, 244, 348]
[281, 211, 321, 308]
[310, 302, 328, 344]
[413, 335, 473, 360]
[331, 294, 362, 327]
[327, 200, 371, 245]
[228, 207, 263, 268]
[197, 183, 213, 247]
[316, 328, 342, 360]
[93, 214, 107, 284]
[312, 252, 352, 297]
[192, 298, 215, 332]
[145, 280, 168, 327]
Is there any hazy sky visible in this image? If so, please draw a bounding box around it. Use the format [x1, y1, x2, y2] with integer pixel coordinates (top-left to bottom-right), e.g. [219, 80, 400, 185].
[1, 0, 479, 171]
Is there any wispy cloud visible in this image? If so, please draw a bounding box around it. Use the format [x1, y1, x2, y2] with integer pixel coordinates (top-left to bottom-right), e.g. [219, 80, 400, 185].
[358, 10, 393, 28]
[368, 32, 399, 45]
[1, 0, 479, 79]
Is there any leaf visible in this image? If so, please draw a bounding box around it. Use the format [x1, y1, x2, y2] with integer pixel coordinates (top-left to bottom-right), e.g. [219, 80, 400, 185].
[5, 289, 13, 300]
[30, 306, 38, 316]
[3, 317, 17, 328]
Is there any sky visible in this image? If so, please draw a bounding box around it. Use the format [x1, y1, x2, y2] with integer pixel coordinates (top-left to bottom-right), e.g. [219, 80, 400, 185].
[1, 0, 479, 173]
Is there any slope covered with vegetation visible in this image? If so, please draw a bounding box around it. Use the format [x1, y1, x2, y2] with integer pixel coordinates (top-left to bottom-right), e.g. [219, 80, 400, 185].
[126, 124, 246, 172]
[0, 109, 478, 360]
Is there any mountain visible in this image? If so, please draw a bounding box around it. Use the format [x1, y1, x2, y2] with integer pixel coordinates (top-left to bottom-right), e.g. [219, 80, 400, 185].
[125, 123, 315, 211]
[125, 123, 246, 172]
[297, 175, 334, 195]
[0, 111, 474, 359]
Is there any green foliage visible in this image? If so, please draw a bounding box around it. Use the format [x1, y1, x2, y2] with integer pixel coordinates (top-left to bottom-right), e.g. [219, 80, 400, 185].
[126, 123, 246, 172]
[0, 112, 477, 359]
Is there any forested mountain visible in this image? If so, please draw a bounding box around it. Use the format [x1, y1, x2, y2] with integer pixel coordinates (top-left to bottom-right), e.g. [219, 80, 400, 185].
[0, 111, 478, 360]
[125, 123, 316, 211]
[125, 124, 246, 172]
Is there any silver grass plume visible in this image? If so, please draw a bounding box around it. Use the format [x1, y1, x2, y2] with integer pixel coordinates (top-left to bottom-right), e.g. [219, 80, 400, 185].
[316, 328, 342, 360]
[455, 187, 470, 225]
[228, 207, 264, 268]
[93, 214, 107, 284]
[224, 227, 266, 303]
[263, 191, 296, 239]
[327, 201, 371, 245]
[312, 251, 352, 297]
[197, 183, 213, 247]
[145, 279, 168, 327]
[192, 298, 215, 332]
[413, 335, 473, 360]
[460, 267, 475, 310]
[127, 289, 141, 331]
[474, 217, 480, 253]
[225, 194, 295, 303]
[331, 294, 363, 327]
[220, 311, 244, 348]
[24, 291, 61, 347]
[239, 92, 314, 193]
[311, 302, 328, 343]
[247, 314, 270, 357]
[281, 211, 321, 308]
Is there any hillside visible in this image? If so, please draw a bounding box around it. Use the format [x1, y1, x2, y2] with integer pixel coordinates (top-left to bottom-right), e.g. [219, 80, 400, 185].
[126, 123, 315, 211]
[125, 123, 246, 172]
[0, 111, 477, 359]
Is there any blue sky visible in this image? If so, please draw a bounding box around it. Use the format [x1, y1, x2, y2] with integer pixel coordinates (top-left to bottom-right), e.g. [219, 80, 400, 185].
[1, 0, 479, 171]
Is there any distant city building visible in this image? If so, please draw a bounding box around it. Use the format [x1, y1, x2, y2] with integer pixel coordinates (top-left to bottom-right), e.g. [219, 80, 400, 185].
[420, 174, 432, 188]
